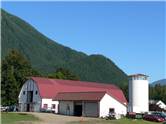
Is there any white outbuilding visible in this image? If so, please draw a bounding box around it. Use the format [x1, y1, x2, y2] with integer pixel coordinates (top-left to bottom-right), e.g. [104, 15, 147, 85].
[149, 100, 166, 111]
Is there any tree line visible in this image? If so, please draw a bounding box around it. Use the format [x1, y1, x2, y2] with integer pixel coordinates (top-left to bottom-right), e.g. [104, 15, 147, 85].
[1, 50, 166, 105]
[1, 50, 79, 105]
[149, 84, 166, 104]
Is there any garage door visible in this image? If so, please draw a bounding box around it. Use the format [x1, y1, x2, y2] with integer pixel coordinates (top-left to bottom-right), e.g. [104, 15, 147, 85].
[84, 102, 98, 117]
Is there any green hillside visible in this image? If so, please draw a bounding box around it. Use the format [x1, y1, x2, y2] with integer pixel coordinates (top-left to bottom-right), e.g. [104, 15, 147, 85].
[1, 9, 128, 87]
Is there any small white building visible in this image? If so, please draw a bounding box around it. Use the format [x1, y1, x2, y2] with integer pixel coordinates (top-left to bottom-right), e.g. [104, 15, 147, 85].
[149, 100, 166, 110]
[156, 101, 166, 110]
[128, 74, 149, 113]
[19, 77, 127, 118]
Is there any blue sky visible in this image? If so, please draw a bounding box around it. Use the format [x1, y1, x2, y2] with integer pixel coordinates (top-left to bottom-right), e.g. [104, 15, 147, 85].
[2, 1, 165, 83]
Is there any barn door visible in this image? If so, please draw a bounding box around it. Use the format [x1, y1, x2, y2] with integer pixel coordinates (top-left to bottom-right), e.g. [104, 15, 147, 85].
[84, 102, 98, 117]
[27, 91, 33, 103]
[74, 102, 82, 116]
[27, 104, 30, 112]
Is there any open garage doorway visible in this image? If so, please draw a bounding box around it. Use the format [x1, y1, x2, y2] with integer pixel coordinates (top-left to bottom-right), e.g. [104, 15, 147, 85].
[74, 102, 82, 116]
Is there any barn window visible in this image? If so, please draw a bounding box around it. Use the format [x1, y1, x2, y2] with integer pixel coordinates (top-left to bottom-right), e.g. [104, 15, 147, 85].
[35, 91, 38, 95]
[23, 91, 25, 95]
[109, 108, 115, 113]
[43, 104, 48, 109]
[52, 104, 56, 109]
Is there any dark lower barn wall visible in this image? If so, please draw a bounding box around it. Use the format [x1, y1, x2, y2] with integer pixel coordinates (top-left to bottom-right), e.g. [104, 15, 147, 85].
[58, 101, 99, 117]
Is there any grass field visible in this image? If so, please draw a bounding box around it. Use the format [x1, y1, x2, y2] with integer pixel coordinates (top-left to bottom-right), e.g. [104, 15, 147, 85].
[1, 112, 162, 124]
[1, 112, 39, 124]
[69, 118, 160, 124]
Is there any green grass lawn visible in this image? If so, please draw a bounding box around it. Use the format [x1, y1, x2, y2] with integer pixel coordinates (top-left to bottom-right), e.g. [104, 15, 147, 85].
[1, 112, 39, 124]
[1, 112, 162, 124]
[69, 118, 160, 124]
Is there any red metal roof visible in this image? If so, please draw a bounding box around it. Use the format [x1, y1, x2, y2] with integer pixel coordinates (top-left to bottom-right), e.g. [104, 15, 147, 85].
[31, 77, 127, 105]
[54, 91, 106, 101]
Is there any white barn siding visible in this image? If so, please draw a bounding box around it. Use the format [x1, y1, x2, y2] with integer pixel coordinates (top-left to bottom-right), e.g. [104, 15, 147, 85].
[41, 99, 59, 113]
[99, 94, 127, 118]
[19, 79, 59, 113]
[18, 79, 41, 112]
[59, 101, 74, 115]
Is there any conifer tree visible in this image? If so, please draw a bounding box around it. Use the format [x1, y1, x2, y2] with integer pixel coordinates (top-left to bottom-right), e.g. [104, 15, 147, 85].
[48, 68, 80, 80]
[1, 49, 40, 105]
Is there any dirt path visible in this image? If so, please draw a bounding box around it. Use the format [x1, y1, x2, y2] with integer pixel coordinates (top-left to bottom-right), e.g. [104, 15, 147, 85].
[23, 112, 97, 124]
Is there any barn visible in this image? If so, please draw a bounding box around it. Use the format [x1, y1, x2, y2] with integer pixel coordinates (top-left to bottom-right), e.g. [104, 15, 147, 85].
[18, 77, 127, 118]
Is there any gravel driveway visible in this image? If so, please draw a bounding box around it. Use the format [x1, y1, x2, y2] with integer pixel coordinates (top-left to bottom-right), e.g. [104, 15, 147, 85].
[22, 112, 97, 124]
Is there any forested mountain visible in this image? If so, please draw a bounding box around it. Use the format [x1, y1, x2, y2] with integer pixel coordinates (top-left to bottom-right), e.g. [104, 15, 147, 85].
[149, 85, 166, 104]
[151, 79, 166, 86]
[150, 79, 166, 103]
[1, 9, 128, 87]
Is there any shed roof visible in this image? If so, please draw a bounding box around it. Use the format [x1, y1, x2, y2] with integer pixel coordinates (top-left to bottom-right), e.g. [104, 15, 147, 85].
[54, 91, 106, 101]
[30, 77, 127, 105]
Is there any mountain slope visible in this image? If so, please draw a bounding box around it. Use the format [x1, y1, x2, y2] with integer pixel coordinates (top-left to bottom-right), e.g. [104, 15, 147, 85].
[151, 79, 166, 86]
[1, 9, 86, 73]
[1, 9, 128, 86]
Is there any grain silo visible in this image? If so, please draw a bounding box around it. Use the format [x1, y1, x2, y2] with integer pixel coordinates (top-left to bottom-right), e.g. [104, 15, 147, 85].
[128, 74, 149, 113]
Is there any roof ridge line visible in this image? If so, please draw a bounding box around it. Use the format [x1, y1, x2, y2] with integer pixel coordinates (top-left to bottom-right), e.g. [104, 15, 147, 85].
[57, 91, 107, 94]
[30, 77, 117, 87]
